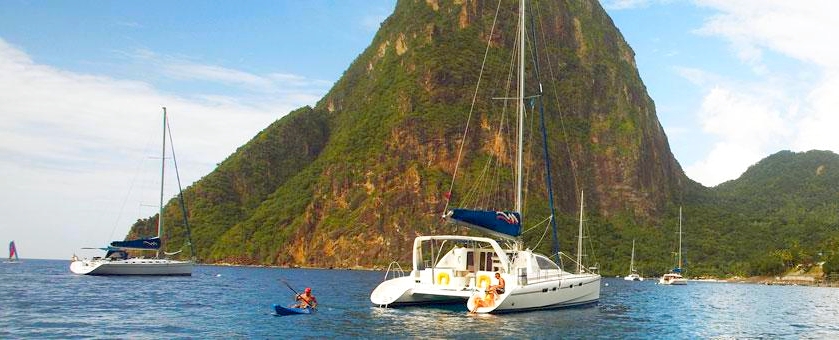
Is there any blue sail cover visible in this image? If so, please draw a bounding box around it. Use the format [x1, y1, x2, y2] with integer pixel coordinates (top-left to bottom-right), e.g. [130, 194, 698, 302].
[446, 209, 522, 239]
[110, 237, 161, 250]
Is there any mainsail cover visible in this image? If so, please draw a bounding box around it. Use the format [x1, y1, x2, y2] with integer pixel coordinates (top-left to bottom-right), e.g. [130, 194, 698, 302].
[110, 237, 161, 250]
[445, 209, 521, 240]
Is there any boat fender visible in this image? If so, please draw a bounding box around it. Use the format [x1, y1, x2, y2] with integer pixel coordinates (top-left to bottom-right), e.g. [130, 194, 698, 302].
[437, 272, 450, 285]
[477, 275, 491, 289]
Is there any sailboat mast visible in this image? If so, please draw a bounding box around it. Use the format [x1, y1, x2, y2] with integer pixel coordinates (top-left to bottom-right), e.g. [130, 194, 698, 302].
[630, 239, 635, 272]
[577, 190, 584, 273]
[678, 206, 682, 269]
[515, 0, 525, 214]
[158, 107, 168, 258]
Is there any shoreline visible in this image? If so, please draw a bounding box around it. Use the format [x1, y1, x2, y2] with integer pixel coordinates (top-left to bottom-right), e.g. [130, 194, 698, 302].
[688, 275, 839, 288]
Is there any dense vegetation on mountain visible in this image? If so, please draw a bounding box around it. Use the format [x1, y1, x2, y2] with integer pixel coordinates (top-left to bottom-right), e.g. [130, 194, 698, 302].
[680, 150, 839, 277]
[125, 0, 839, 278]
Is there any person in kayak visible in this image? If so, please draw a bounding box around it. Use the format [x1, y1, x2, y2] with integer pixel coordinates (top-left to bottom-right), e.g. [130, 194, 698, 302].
[294, 287, 318, 309]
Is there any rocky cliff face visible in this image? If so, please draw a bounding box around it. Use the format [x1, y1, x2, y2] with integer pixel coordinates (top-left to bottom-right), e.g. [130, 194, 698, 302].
[132, 0, 690, 269]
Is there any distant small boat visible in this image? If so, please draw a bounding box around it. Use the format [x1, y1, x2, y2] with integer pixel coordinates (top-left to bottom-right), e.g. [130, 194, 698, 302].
[659, 207, 687, 285]
[5, 240, 21, 263]
[623, 240, 643, 281]
[272, 304, 314, 316]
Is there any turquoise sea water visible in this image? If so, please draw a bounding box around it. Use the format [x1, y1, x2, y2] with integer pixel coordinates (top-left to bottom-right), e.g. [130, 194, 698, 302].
[1, 259, 838, 338]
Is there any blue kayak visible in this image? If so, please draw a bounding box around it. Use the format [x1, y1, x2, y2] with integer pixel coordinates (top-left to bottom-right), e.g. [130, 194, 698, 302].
[273, 304, 314, 316]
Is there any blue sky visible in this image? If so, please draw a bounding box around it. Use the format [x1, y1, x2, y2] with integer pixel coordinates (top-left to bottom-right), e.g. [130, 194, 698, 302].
[2, 0, 837, 259]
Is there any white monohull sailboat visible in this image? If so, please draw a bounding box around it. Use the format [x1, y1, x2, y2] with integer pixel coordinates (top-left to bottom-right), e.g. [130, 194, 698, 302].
[70, 108, 193, 276]
[623, 239, 643, 281]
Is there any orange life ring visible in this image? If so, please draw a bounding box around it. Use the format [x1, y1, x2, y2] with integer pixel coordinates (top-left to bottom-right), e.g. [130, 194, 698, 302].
[436, 272, 450, 285]
[477, 275, 491, 289]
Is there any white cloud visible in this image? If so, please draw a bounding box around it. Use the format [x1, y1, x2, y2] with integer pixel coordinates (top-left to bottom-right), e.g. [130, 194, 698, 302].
[681, 1, 839, 186]
[601, 0, 653, 10]
[695, 0, 839, 69]
[792, 70, 839, 152]
[126, 49, 332, 94]
[0, 38, 326, 259]
[685, 84, 793, 185]
[602, 0, 674, 10]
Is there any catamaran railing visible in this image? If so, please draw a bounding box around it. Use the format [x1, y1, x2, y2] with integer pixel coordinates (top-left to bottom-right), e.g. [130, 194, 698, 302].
[382, 261, 406, 282]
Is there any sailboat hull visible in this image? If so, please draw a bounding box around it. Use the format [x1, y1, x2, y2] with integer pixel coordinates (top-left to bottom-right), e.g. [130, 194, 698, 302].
[658, 273, 687, 285]
[70, 258, 192, 276]
[623, 273, 644, 281]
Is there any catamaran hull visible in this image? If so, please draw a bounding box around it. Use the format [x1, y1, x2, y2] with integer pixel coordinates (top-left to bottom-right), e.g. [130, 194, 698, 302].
[467, 274, 600, 313]
[371, 276, 468, 306]
[373, 274, 600, 312]
[70, 259, 192, 276]
[502, 276, 599, 311]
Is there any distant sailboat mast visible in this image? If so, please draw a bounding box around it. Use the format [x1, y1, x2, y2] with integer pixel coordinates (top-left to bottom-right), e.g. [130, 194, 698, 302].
[678, 206, 683, 270]
[515, 0, 525, 215]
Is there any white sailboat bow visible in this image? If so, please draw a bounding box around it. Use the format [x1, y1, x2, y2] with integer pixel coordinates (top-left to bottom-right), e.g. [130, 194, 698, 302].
[70, 108, 192, 276]
[370, 0, 600, 313]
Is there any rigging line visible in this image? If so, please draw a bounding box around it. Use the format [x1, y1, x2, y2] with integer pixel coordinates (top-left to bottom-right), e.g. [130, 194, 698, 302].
[165, 112, 195, 259]
[585, 217, 598, 270]
[443, 0, 503, 216]
[535, 0, 581, 197]
[521, 214, 550, 234]
[108, 125, 156, 244]
[528, 215, 552, 251]
[526, 0, 562, 260]
[481, 34, 517, 211]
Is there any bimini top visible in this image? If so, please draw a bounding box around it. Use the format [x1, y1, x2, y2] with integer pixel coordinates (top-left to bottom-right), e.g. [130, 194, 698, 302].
[444, 209, 521, 240]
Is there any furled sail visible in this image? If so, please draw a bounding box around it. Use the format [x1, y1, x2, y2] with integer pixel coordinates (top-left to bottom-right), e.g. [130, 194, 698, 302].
[445, 209, 521, 240]
[110, 237, 161, 250]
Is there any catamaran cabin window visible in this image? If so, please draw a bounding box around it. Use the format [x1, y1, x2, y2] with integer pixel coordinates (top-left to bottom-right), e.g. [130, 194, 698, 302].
[535, 255, 560, 270]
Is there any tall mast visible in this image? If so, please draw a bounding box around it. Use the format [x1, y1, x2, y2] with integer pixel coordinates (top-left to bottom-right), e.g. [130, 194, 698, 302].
[515, 0, 525, 214]
[630, 239, 635, 272]
[678, 206, 683, 269]
[577, 190, 584, 273]
[157, 107, 167, 258]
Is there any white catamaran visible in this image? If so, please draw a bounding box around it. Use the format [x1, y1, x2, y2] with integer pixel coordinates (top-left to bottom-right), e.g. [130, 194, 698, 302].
[370, 0, 600, 313]
[659, 207, 687, 285]
[70, 108, 193, 276]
